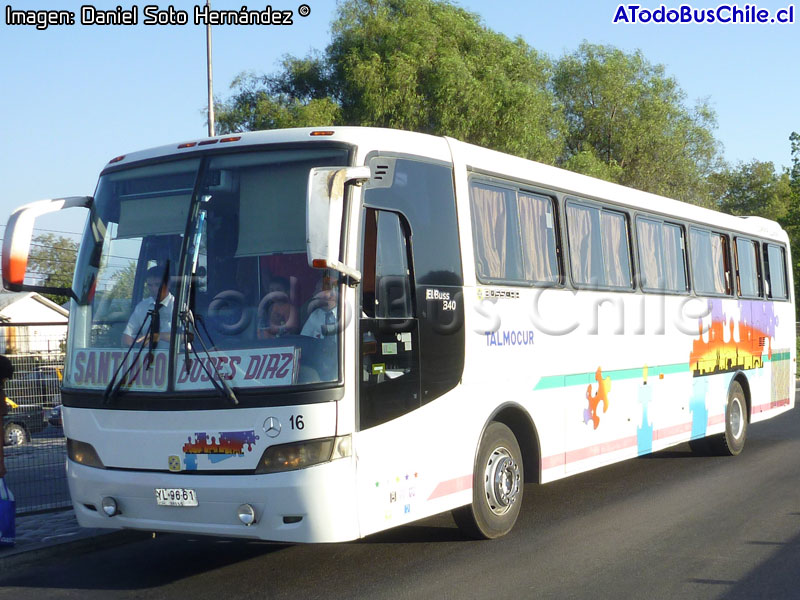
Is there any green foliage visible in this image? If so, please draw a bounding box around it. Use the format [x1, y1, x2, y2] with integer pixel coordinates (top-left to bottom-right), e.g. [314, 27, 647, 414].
[216, 69, 340, 133]
[561, 149, 623, 183]
[106, 261, 137, 300]
[791, 132, 800, 195]
[216, 3, 722, 199]
[552, 42, 720, 206]
[710, 160, 792, 220]
[216, 0, 564, 163]
[785, 132, 800, 320]
[27, 233, 78, 306]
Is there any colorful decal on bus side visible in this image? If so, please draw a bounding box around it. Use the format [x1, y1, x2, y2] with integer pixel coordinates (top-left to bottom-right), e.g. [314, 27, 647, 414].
[182, 430, 260, 469]
[584, 367, 611, 429]
[637, 367, 653, 455]
[690, 299, 778, 377]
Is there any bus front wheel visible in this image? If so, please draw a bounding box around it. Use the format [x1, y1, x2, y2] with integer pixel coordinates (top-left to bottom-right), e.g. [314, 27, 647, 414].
[452, 422, 523, 539]
[710, 380, 748, 456]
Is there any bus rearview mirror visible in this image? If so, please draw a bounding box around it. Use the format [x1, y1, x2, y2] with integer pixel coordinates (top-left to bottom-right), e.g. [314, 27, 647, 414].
[306, 166, 371, 283]
[2, 196, 92, 295]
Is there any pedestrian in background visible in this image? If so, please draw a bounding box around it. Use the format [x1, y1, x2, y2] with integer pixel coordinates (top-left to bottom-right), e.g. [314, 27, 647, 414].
[0, 355, 14, 478]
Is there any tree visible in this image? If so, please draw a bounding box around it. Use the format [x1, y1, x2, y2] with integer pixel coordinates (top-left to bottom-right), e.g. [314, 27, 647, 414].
[216, 0, 565, 164]
[552, 42, 721, 206]
[710, 160, 792, 220]
[785, 132, 800, 321]
[27, 233, 79, 305]
[107, 261, 137, 300]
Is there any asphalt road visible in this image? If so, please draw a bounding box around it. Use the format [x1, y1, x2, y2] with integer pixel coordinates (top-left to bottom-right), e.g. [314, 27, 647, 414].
[2, 384, 800, 599]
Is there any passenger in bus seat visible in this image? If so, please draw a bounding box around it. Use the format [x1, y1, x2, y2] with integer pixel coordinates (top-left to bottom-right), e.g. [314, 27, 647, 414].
[122, 266, 175, 349]
[257, 277, 299, 339]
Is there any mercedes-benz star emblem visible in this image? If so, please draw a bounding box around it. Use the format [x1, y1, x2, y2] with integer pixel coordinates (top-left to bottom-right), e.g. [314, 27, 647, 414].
[263, 417, 281, 438]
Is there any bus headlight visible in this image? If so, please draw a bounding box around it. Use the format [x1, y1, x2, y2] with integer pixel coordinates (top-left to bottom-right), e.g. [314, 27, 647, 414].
[254, 435, 351, 474]
[67, 439, 106, 469]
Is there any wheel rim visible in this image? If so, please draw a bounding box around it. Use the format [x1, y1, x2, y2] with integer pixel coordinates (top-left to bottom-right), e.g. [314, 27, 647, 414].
[7, 427, 25, 446]
[483, 446, 521, 516]
[729, 397, 744, 440]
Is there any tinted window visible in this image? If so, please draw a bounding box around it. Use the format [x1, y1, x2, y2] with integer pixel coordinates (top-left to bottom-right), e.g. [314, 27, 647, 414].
[566, 202, 632, 289]
[518, 192, 560, 284]
[470, 182, 521, 281]
[690, 228, 731, 295]
[735, 238, 761, 298]
[362, 210, 414, 319]
[636, 218, 688, 292]
[365, 158, 462, 286]
[765, 243, 788, 299]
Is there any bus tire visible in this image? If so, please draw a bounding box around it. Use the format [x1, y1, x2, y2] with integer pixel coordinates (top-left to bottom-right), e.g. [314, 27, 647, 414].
[452, 422, 523, 539]
[710, 381, 748, 456]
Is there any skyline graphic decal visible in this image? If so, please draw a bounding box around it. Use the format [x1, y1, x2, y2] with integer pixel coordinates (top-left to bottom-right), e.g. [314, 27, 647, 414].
[690, 299, 778, 377]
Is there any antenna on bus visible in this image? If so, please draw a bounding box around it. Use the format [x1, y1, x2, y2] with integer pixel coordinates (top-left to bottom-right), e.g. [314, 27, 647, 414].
[206, 0, 215, 137]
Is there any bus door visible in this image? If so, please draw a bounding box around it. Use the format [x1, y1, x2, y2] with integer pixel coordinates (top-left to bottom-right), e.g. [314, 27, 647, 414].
[355, 208, 423, 533]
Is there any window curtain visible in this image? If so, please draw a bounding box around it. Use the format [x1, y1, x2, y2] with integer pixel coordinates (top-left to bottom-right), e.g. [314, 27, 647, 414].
[709, 234, 727, 294]
[637, 219, 663, 289]
[736, 239, 758, 297]
[518, 193, 557, 283]
[692, 229, 728, 294]
[691, 229, 712, 293]
[567, 204, 596, 285]
[662, 224, 686, 292]
[600, 211, 631, 288]
[471, 184, 508, 280]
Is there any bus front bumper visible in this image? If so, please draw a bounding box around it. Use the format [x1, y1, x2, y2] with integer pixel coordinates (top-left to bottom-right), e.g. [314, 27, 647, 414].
[67, 457, 359, 543]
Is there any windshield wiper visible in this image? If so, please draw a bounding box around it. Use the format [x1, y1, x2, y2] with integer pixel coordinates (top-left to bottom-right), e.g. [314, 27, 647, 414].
[104, 263, 170, 405]
[180, 309, 238, 406]
[103, 311, 152, 405]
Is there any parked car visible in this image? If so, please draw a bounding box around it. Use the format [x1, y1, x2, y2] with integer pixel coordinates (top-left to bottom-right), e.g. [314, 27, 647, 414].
[3, 397, 47, 446]
[48, 404, 63, 428]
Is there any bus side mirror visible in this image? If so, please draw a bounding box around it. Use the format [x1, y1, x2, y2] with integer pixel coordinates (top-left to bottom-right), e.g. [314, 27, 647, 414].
[306, 166, 371, 284]
[2, 196, 92, 295]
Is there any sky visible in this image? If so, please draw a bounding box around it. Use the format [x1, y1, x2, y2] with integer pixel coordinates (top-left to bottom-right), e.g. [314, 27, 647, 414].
[1, 0, 798, 240]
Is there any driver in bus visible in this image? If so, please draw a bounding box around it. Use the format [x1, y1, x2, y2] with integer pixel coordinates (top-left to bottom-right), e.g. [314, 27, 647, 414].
[300, 276, 339, 339]
[122, 266, 175, 349]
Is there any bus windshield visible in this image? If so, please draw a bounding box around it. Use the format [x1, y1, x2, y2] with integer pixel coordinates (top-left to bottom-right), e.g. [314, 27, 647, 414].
[66, 147, 349, 400]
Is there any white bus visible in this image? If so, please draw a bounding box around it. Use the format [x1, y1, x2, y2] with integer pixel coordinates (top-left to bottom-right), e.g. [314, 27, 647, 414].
[3, 127, 795, 541]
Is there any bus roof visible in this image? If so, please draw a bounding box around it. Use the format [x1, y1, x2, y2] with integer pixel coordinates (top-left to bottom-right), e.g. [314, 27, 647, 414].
[103, 126, 452, 170]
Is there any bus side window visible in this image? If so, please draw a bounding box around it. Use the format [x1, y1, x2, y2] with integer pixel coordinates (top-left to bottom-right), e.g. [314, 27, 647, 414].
[764, 243, 788, 300]
[735, 237, 761, 298]
[690, 228, 732, 296]
[359, 209, 421, 430]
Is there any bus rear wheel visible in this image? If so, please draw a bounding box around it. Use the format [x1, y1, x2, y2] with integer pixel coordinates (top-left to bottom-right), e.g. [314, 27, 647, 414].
[710, 381, 748, 456]
[452, 422, 523, 539]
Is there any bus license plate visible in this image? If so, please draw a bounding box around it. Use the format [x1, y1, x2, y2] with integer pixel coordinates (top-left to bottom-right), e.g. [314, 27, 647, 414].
[155, 488, 198, 507]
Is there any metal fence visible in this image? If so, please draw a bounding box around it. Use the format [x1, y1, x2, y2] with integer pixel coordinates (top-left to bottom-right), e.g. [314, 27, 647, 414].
[2, 325, 69, 514]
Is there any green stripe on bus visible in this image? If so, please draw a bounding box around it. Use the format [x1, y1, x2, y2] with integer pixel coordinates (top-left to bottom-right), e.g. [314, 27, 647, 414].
[535, 363, 690, 391]
[534, 351, 792, 391]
